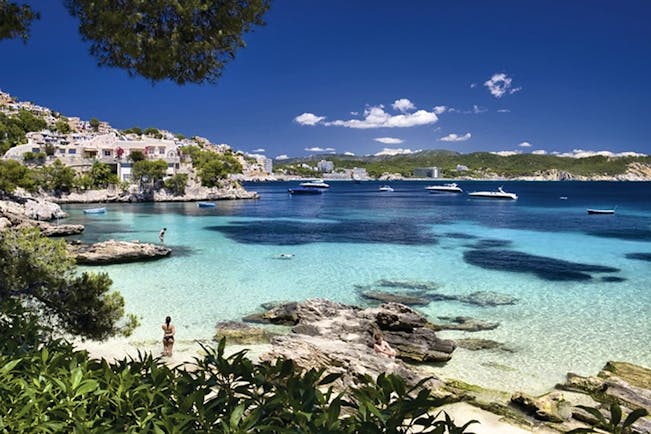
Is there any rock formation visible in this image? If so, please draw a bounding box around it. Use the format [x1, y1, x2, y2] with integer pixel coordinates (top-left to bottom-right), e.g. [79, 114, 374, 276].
[67, 240, 171, 265]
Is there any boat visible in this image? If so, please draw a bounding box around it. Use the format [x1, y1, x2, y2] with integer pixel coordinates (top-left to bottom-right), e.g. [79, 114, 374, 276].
[299, 179, 330, 188]
[587, 208, 615, 215]
[379, 185, 394, 192]
[468, 187, 518, 200]
[83, 207, 106, 214]
[197, 202, 216, 208]
[425, 183, 463, 193]
[288, 187, 323, 195]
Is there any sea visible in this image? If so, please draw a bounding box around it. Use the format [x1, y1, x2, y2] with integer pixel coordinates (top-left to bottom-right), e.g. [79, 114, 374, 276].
[63, 181, 651, 394]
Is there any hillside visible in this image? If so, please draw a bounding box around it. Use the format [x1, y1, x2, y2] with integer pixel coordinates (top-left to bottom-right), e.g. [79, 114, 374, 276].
[275, 150, 651, 180]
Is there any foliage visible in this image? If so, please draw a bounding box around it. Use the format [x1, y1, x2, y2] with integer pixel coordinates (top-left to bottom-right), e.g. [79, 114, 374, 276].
[73, 172, 94, 190]
[54, 119, 71, 134]
[89, 160, 117, 188]
[144, 127, 162, 139]
[122, 126, 142, 136]
[0, 159, 34, 193]
[0, 0, 39, 41]
[0, 109, 46, 154]
[43, 159, 76, 192]
[131, 159, 168, 187]
[163, 173, 188, 195]
[22, 150, 46, 164]
[182, 145, 243, 186]
[0, 337, 477, 432]
[89, 117, 100, 132]
[128, 149, 145, 162]
[0, 228, 137, 340]
[567, 402, 648, 434]
[64, 0, 271, 84]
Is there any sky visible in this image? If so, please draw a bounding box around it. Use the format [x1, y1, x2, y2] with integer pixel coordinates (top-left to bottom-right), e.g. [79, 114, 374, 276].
[1, 1, 650, 159]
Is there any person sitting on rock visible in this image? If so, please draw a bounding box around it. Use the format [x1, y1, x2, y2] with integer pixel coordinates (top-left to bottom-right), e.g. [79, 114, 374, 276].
[373, 332, 396, 358]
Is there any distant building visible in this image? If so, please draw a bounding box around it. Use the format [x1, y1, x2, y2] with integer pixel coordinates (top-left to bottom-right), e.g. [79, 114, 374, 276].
[456, 164, 469, 172]
[317, 159, 334, 173]
[263, 157, 273, 174]
[413, 166, 440, 178]
[352, 167, 368, 180]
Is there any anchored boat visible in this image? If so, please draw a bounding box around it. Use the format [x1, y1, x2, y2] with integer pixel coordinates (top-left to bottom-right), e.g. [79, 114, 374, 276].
[468, 187, 518, 200]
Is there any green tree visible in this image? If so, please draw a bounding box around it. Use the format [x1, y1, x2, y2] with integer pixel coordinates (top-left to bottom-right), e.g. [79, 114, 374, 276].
[54, 119, 71, 134]
[43, 159, 76, 192]
[0, 228, 137, 340]
[3, 1, 271, 84]
[144, 127, 162, 139]
[128, 149, 145, 162]
[131, 159, 168, 187]
[16, 108, 46, 132]
[73, 172, 93, 190]
[198, 154, 242, 187]
[122, 126, 142, 135]
[163, 173, 188, 195]
[0, 159, 34, 193]
[89, 117, 100, 132]
[89, 161, 114, 188]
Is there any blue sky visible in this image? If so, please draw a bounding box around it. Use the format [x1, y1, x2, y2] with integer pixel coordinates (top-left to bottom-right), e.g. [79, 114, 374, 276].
[1, 1, 649, 159]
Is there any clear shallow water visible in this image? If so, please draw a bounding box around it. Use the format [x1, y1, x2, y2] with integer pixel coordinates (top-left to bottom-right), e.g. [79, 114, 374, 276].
[65, 181, 651, 394]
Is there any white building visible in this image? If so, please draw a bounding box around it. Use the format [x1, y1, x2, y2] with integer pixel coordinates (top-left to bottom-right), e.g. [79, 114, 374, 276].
[317, 159, 334, 173]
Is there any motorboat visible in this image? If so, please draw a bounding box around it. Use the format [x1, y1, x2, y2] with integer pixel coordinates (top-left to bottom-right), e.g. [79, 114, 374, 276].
[587, 208, 615, 215]
[288, 187, 323, 195]
[299, 179, 330, 188]
[83, 207, 106, 214]
[379, 185, 394, 192]
[468, 187, 518, 200]
[197, 202, 216, 208]
[425, 183, 463, 193]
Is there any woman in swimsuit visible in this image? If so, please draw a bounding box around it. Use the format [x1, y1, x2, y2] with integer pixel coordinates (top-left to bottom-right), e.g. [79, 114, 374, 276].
[161, 316, 175, 356]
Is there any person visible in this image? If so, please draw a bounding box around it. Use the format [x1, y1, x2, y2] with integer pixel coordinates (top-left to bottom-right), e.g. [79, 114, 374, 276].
[159, 227, 167, 244]
[373, 332, 396, 358]
[161, 316, 175, 356]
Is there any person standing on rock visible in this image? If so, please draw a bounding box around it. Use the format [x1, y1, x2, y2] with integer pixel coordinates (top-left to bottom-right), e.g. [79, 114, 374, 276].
[373, 332, 396, 358]
[162, 316, 175, 356]
[159, 227, 167, 244]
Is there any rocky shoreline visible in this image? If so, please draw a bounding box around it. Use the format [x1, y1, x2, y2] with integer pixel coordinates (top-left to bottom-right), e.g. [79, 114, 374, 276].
[214, 298, 651, 433]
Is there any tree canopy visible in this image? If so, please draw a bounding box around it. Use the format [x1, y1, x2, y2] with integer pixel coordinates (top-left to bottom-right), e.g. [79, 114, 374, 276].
[2, 0, 271, 84]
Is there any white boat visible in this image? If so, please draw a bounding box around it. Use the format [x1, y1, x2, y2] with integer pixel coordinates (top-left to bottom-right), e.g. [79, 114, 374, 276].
[299, 179, 330, 188]
[587, 208, 615, 215]
[83, 207, 107, 214]
[468, 187, 518, 200]
[425, 183, 463, 193]
[379, 185, 394, 192]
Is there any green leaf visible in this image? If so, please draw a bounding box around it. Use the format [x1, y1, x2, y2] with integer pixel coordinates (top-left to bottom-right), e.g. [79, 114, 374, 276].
[610, 402, 622, 427]
[622, 408, 649, 428]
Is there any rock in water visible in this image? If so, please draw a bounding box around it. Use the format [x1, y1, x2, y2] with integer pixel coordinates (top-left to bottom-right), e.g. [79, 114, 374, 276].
[67, 240, 171, 265]
[214, 321, 274, 345]
[361, 289, 432, 306]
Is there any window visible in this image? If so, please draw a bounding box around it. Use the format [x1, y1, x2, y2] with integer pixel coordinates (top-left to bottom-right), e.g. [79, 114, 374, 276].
[159, 146, 165, 154]
[103, 150, 112, 156]
[68, 149, 76, 154]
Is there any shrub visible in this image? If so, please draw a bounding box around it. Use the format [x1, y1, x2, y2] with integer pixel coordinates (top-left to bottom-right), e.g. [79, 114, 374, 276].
[163, 173, 188, 195]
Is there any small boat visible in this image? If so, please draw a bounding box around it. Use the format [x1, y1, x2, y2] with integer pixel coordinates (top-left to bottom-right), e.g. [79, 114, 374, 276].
[560, 196, 568, 200]
[299, 179, 330, 188]
[425, 183, 463, 193]
[83, 207, 106, 214]
[289, 187, 323, 195]
[468, 187, 518, 200]
[197, 202, 216, 208]
[587, 208, 615, 215]
[379, 185, 394, 192]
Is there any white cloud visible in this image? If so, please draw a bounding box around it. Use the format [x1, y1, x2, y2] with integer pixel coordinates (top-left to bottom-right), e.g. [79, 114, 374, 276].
[433, 105, 447, 114]
[439, 133, 472, 142]
[275, 154, 289, 160]
[343, 151, 355, 156]
[484, 73, 520, 98]
[391, 98, 416, 113]
[374, 137, 404, 144]
[350, 111, 359, 115]
[304, 146, 335, 152]
[374, 148, 421, 156]
[470, 83, 477, 88]
[497, 109, 511, 113]
[518, 141, 532, 148]
[532, 150, 547, 155]
[325, 105, 439, 129]
[252, 148, 265, 153]
[491, 150, 521, 156]
[556, 149, 647, 158]
[473, 104, 487, 114]
[295, 112, 325, 126]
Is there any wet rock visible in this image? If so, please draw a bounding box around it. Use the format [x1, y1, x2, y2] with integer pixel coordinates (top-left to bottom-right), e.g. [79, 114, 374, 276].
[214, 321, 274, 345]
[456, 291, 518, 307]
[511, 391, 570, 423]
[67, 240, 171, 265]
[375, 279, 441, 291]
[360, 290, 432, 306]
[383, 328, 455, 362]
[436, 316, 500, 332]
[455, 338, 513, 352]
[373, 302, 428, 331]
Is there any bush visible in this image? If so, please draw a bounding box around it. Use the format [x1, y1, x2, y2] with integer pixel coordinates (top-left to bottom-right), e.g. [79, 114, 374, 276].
[0, 159, 34, 193]
[128, 150, 145, 162]
[22, 151, 46, 165]
[163, 173, 188, 195]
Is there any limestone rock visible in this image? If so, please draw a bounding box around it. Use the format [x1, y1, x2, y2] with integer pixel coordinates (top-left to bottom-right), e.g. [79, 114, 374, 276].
[436, 316, 500, 332]
[214, 321, 274, 345]
[372, 302, 428, 331]
[361, 289, 432, 306]
[511, 391, 570, 423]
[67, 240, 171, 265]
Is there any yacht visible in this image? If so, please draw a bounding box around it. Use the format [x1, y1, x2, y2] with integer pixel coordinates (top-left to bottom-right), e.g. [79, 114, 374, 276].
[425, 183, 463, 193]
[299, 179, 330, 188]
[379, 185, 394, 192]
[468, 186, 518, 200]
[587, 208, 615, 215]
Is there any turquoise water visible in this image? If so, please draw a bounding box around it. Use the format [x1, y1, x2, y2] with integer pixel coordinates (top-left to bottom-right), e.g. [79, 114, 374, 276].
[65, 181, 651, 394]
